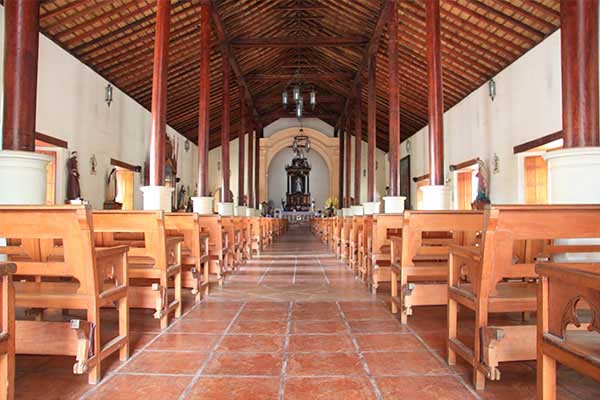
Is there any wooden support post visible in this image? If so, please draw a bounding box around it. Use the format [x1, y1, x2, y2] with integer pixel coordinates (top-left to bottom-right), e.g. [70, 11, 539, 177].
[2, 0, 40, 151]
[345, 119, 352, 207]
[247, 120, 254, 208]
[427, 0, 445, 185]
[196, 3, 211, 196]
[354, 88, 362, 205]
[388, 0, 401, 196]
[367, 54, 377, 202]
[238, 85, 246, 206]
[339, 127, 345, 204]
[254, 125, 261, 208]
[149, 0, 171, 187]
[561, 0, 599, 148]
[221, 47, 231, 203]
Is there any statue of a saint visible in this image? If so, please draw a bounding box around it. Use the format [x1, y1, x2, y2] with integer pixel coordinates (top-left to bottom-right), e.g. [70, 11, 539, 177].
[67, 151, 81, 201]
[295, 178, 303, 193]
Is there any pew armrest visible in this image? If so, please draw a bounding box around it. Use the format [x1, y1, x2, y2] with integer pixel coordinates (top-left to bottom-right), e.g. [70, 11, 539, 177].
[449, 244, 481, 263]
[95, 245, 129, 259]
[0, 262, 17, 277]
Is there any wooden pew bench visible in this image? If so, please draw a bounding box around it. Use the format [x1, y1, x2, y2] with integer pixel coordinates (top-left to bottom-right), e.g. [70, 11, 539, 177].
[370, 214, 404, 294]
[92, 210, 182, 330]
[339, 217, 352, 261]
[165, 213, 210, 303]
[390, 210, 483, 323]
[0, 262, 16, 400]
[0, 205, 129, 384]
[536, 263, 600, 400]
[357, 216, 373, 282]
[447, 205, 600, 390]
[348, 216, 363, 275]
[197, 215, 229, 286]
[249, 216, 263, 256]
[222, 217, 243, 269]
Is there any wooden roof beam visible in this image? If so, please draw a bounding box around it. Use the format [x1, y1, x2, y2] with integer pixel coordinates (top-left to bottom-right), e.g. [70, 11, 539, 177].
[247, 72, 354, 81]
[230, 35, 368, 48]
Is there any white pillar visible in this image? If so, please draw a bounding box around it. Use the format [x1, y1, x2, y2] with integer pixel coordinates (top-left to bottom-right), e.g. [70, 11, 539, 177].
[141, 185, 173, 212]
[420, 185, 452, 210]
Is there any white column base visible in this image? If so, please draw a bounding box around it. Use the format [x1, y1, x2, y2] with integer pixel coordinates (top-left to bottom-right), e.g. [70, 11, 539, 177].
[362, 202, 381, 215]
[383, 196, 406, 214]
[218, 202, 234, 216]
[246, 207, 255, 217]
[0, 150, 51, 205]
[545, 147, 600, 262]
[351, 205, 364, 216]
[141, 186, 173, 212]
[235, 205, 247, 216]
[335, 209, 343, 217]
[192, 196, 214, 215]
[421, 185, 452, 210]
[342, 207, 353, 217]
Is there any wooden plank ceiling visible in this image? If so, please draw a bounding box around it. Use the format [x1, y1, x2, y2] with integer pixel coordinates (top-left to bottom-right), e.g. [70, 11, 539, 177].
[37, 0, 560, 151]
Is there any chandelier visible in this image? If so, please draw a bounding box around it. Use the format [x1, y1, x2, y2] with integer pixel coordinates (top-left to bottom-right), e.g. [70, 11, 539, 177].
[282, 84, 316, 119]
[291, 134, 311, 159]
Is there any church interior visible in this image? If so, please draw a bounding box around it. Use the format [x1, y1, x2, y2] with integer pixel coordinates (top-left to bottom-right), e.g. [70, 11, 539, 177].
[1, 0, 600, 399]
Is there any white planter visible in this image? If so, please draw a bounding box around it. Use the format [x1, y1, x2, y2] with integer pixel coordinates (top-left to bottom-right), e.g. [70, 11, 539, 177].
[351, 205, 364, 216]
[0, 150, 51, 205]
[235, 205, 247, 216]
[192, 196, 214, 215]
[335, 209, 343, 217]
[218, 202, 234, 216]
[342, 207, 353, 217]
[141, 185, 173, 212]
[544, 147, 600, 204]
[246, 207, 255, 217]
[421, 185, 452, 210]
[362, 201, 381, 215]
[383, 196, 406, 214]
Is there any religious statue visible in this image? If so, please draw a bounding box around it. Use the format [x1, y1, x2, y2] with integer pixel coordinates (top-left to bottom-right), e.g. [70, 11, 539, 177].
[471, 159, 491, 210]
[177, 185, 186, 210]
[67, 151, 81, 201]
[295, 177, 303, 193]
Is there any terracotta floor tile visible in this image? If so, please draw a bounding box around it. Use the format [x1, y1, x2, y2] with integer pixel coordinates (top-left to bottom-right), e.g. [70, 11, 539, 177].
[203, 353, 283, 376]
[238, 309, 289, 321]
[15, 371, 90, 400]
[185, 308, 238, 320]
[348, 319, 410, 334]
[288, 334, 355, 352]
[229, 320, 288, 334]
[343, 308, 396, 320]
[121, 351, 207, 374]
[169, 319, 230, 333]
[292, 309, 342, 320]
[85, 375, 190, 399]
[218, 334, 285, 352]
[376, 376, 477, 400]
[355, 334, 424, 352]
[284, 377, 376, 400]
[290, 320, 348, 334]
[244, 301, 290, 311]
[187, 377, 281, 400]
[364, 351, 450, 376]
[286, 353, 365, 376]
[148, 333, 220, 351]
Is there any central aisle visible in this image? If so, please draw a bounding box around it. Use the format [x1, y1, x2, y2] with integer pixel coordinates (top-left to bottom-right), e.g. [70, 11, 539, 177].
[77, 224, 478, 400]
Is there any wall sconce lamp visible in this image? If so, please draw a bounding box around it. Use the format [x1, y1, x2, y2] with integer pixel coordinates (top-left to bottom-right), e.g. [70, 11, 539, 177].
[488, 78, 496, 101]
[105, 83, 113, 107]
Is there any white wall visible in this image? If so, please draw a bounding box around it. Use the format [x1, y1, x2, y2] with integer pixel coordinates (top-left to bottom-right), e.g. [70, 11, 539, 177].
[401, 30, 562, 207]
[207, 136, 252, 205]
[264, 118, 334, 137]
[267, 148, 329, 210]
[0, 6, 198, 209]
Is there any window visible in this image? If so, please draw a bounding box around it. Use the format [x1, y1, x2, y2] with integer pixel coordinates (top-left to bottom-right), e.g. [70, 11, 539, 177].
[524, 155, 548, 204]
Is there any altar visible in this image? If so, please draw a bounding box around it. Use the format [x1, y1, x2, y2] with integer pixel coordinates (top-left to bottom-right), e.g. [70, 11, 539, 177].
[282, 210, 313, 224]
[284, 135, 313, 212]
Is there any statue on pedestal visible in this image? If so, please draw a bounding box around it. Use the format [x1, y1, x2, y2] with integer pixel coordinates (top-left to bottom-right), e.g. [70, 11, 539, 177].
[66, 151, 81, 201]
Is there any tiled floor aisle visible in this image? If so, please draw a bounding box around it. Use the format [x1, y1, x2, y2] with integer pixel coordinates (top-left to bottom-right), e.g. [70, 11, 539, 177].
[15, 224, 600, 399]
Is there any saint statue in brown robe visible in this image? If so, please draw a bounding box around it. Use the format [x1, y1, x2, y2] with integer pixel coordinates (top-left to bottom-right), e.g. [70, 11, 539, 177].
[67, 151, 81, 201]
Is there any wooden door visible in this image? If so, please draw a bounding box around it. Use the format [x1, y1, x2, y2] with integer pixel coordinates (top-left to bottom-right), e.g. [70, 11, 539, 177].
[524, 155, 548, 204]
[456, 171, 473, 210]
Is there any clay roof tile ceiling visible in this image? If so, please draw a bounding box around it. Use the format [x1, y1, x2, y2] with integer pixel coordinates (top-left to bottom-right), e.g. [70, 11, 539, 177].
[37, 0, 560, 151]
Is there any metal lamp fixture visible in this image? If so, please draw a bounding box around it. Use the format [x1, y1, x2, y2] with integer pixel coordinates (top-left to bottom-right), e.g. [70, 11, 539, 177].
[309, 88, 316, 110]
[105, 83, 113, 107]
[282, 82, 317, 119]
[488, 78, 496, 101]
[282, 90, 289, 107]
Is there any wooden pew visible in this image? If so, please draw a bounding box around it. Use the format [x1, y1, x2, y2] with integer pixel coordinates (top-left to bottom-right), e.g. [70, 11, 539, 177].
[250, 216, 263, 256]
[165, 213, 210, 303]
[390, 210, 483, 323]
[331, 217, 342, 255]
[0, 262, 16, 400]
[222, 217, 243, 268]
[447, 205, 600, 390]
[339, 217, 352, 261]
[197, 215, 230, 286]
[92, 210, 182, 330]
[357, 216, 373, 282]
[0, 205, 129, 384]
[348, 216, 363, 275]
[370, 214, 404, 294]
[536, 263, 600, 400]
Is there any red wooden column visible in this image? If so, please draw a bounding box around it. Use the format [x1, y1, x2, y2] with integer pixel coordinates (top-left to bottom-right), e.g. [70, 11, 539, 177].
[247, 120, 254, 208]
[561, 0, 599, 147]
[367, 54, 377, 203]
[2, 0, 40, 151]
[238, 85, 246, 206]
[345, 118, 352, 207]
[254, 125, 261, 208]
[221, 48, 231, 203]
[196, 3, 211, 197]
[354, 92, 362, 205]
[149, 0, 171, 186]
[338, 127, 344, 204]
[426, 0, 445, 186]
[387, 0, 401, 196]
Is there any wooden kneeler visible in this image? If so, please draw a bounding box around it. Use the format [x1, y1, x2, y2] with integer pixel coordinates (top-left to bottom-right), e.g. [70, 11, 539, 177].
[0, 262, 16, 400]
[92, 210, 182, 330]
[0, 206, 129, 384]
[165, 213, 210, 303]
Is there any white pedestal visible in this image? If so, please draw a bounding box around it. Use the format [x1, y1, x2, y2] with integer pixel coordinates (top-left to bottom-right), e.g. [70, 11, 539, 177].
[192, 196, 214, 215]
[351, 205, 364, 216]
[141, 186, 173, 212]
[421, 185, 452, 210]
[362, 202, 381, 215]
[342, 207, 353, 217]
[0, 150, 51, 205]
[545, 147, 600, 261]
[235, 205, 247, 217]
[246, 207, 255, 217]
[335, 209, 343, 217]
[218, 202, 234, 216]
[383, 196, 406, 214]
